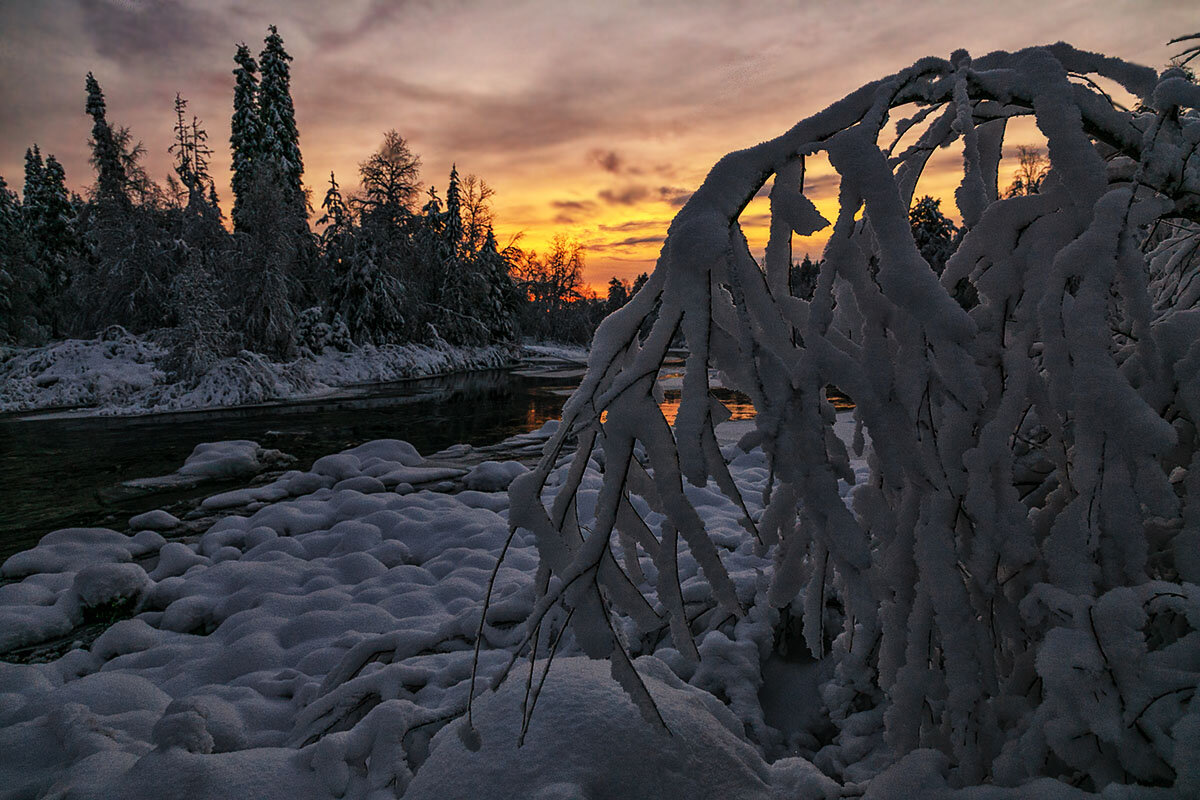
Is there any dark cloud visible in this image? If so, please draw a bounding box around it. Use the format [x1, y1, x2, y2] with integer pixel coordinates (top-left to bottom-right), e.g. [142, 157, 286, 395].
[599, 219, 661, 233]
[2, 0, 1190, 288]
[659, 187, 693, 207]
[550, 198, 597, 223]
[589, 235, 664, 251]
[552, 198, 597, 212]
[588, 148, 623, 173]
[597, 185, 650, 206]
[79, 0, 231, 67]
[799, 172, 841, 197]
[597, 184, 693, 207]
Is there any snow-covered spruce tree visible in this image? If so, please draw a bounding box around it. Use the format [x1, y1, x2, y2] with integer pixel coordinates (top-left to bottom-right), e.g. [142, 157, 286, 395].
[476, 225, 521, 342]
[31, 154, 76, 336]
[0, 174, 34, 343]
[494, 42, 1200, 793]
[230, 43, 261, 233]
[426, 164, 507, 345]
[225, 28, 314, 357]
[84, 72, 130, 212]
[908, 195, 958, 275]
[319, 173, 407, 347]
[258, 25, 304, 217]
[76, 72, 179, 336]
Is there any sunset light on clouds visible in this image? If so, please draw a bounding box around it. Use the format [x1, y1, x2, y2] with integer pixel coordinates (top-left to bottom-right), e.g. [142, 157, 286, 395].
[1, 0, 1195, 290]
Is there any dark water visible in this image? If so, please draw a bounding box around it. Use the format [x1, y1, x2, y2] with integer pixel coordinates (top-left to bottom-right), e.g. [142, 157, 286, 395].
[0, 368, 579, 562]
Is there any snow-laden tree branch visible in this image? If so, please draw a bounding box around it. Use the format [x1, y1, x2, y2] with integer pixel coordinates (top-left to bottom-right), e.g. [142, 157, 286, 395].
[490, 43, 1200, 791]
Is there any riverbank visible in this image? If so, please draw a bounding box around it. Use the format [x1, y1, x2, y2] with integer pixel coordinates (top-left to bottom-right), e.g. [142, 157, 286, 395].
[0, 328, 524, 417]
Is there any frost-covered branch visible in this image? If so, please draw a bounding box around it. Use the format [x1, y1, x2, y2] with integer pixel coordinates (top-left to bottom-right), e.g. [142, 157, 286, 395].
[493, 42, 1200, 791]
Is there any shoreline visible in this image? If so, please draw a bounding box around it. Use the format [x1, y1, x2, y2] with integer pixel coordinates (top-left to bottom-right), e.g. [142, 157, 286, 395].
[0, 333, 557, 420]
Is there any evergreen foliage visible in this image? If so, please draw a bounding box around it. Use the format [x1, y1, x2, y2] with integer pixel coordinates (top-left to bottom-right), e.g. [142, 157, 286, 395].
[788, 253, 820, 300]
[908, 195, 958, 275]
[1, 25, 601, 371]
[230, 43, 260, 232]
[84, 73, 130, 211]
[257, 25, 304, 216]
[0, 174, 34, 343]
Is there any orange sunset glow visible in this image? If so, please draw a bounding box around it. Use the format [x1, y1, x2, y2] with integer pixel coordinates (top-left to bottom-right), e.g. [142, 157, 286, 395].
[2, 1, 1194, 291]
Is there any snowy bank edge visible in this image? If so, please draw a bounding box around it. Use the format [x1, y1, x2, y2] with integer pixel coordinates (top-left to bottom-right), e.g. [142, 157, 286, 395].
[0, 332, 524, 418]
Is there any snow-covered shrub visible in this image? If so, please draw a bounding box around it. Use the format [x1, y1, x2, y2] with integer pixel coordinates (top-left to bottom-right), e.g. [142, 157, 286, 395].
[293, 306, 353, 354]
[498, 40, 1200, 793]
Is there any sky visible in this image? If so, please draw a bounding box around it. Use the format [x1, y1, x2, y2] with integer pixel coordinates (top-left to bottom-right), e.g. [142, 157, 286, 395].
[1, 0, 1196, 290]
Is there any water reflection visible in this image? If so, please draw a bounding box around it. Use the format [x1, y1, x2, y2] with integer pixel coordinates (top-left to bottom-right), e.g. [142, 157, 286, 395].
[657, 386, 852, 425]
[0, 363, 852, 562]
[0, 368, 575, 560]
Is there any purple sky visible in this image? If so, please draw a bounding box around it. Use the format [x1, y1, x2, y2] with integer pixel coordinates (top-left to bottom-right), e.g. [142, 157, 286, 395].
[1, 0, 1195, 287]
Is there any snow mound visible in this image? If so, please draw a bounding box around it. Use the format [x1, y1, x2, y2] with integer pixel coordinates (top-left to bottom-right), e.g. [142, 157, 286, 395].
[406, 656, 774, 800]
[67, 563, 150, 613]
[0, 327, 164, 412]
[463, 460, 529, 492]
[178, 441, 281, 480]
[195, 439, 467, 514]
[128, 510, 181, 531]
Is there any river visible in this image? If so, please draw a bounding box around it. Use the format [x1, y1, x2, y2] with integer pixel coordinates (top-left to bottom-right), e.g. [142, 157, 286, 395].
[0, 367, 581, 562]
[0, 356, 773, 563]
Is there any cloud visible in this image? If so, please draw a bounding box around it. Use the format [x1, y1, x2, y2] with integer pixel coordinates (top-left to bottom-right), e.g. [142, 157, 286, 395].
[660, 187, 693, 207]
[597, 185, 650, 205]
[79, 0, 231, 68]
[588, 148, 623, 173]
[597, 184, 692, 207]
[588, 235, 664, 251]
[599, 219, 663, 233]
[553, 198, 597, 211]
[550, 197, 597, 223]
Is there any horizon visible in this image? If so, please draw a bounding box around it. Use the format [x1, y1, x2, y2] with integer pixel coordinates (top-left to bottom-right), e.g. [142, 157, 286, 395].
[1, 0, 1195, 291]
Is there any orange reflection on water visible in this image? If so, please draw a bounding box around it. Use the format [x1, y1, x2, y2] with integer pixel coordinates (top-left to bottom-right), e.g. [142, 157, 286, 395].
[658, 388, 757, 427]
[538, 387, 853, 430]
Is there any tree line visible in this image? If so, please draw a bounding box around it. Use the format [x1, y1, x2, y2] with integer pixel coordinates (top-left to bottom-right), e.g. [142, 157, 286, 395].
[0, 26, 642, 377]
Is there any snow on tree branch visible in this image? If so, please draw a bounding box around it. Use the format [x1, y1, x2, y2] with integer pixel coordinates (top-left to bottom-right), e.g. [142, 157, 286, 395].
[481, 42, 1200, 791]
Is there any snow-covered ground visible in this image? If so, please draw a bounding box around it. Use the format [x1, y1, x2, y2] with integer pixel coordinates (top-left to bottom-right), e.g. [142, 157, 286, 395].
[1, 415, 1183, 797]
[0, 416, 881, 799]
[0, 328, 520, 417]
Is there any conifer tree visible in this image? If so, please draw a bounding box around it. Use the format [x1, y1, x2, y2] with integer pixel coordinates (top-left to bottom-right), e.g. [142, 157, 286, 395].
[0, 174, 34, 343]
[20, 147, 74, 335]
[317, 171, 349, 233]
[445, 164, 463, 256]
[908, 195, 958, 275]
[477, 224, 519, 342]
[21, 146, 46, 249]
[36, 156, 74, 307]
[788, 253, 820, 299]
[84, 72, 130, 211]
[80, 73, 168, 334]
[317, 171, 353, 307]
[605, 276, 629, 314]
[258, 25, 304, 216]
[230, 43, 260, 232]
